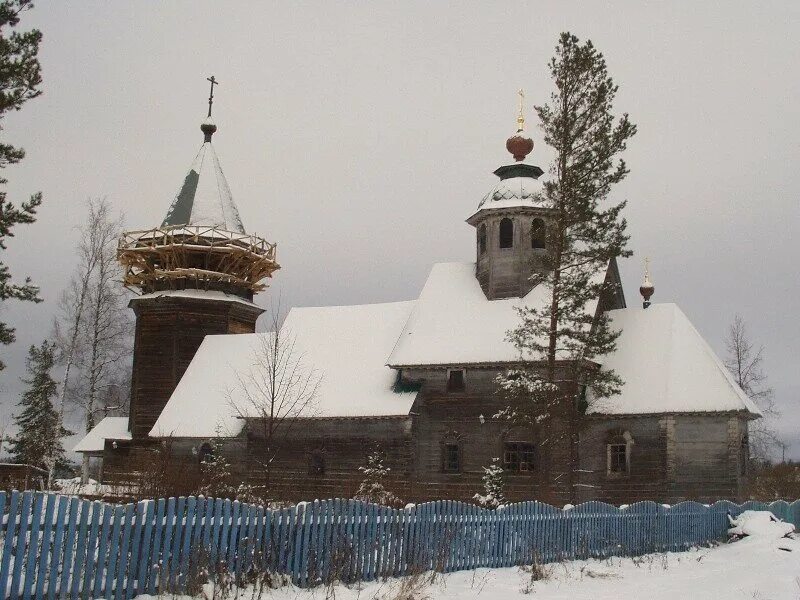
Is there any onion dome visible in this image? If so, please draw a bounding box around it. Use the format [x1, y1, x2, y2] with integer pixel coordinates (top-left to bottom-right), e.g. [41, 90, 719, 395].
[506, 129, 534, 162]
[640, 258, 655, 308]
[466, 91, 548, 224]
[200, 117, 217, 142]
[506, 91, 534, 161]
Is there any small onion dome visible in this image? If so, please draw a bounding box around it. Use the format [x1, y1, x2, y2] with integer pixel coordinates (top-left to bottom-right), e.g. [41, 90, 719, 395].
[201, 117, 217, 142]
[506, 129, 534, 162]
[640, 275, 655, 303]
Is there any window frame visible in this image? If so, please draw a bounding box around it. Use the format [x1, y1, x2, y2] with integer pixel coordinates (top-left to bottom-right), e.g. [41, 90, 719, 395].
[606, 430, 634, 477]
[608, 443, 628, 475]
[498, 217, 514, 249]
[308, 451, 326, 476]
[442, 442, 461, 473]
[503, 441, 535, 472]
[446, 368, 466, 393]
[198, 443, 214, 465]
[531, 218, 546, 249]
[740, 432, 749, 476]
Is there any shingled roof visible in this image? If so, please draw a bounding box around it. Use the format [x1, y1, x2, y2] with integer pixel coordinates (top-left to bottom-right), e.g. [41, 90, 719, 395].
[161, 118, 246, 233]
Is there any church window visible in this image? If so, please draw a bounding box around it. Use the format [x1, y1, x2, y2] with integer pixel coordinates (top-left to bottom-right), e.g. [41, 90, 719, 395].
[478, 224, 487, 254]
[740, 432, 749, 476]
[608, 444, 628, 474]
[442, 443, 461, 473]
[503, 442, 535, 471]
[309, 452, 326, 476]
[499, 218, 514, 249]
[607, 430, 634, 476]
[446, 369, 465, 393]
[199, 443, 214, 465]
[531, 218, 546, 249]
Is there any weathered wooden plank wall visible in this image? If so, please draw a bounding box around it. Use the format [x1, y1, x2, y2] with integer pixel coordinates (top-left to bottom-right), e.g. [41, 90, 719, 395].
[1, 490, 798, 599]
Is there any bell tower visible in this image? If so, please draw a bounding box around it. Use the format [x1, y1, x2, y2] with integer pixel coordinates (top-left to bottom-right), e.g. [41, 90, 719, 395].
[466, 91, 551, 299]
[117, 77, 280, 440]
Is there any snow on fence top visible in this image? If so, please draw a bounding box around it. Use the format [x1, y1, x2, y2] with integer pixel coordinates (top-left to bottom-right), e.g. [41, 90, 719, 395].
[0, 490, 797, 600]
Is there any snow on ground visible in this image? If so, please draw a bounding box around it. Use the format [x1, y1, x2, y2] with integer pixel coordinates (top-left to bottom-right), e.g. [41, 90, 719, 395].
[134, 511, 800, 600]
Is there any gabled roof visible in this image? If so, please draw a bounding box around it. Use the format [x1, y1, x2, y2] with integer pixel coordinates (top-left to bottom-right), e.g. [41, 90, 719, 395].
[150, 300, 418, 438]
[587, 303, 761, 417]
[387, 262, 604, 367]
[73, 417, 131, 453]
[161, 131, 245, 233]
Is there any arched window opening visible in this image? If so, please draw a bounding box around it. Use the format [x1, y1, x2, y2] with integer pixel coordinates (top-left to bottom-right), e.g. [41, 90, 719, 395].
[499, 218, 514, 249]
[478, 224, 487, 255]
[740, 433, 749, 476]
[199, 443, 214, 465]
[309, 451, 326, 476]
[441, 431, 462, 473]
[531, 218, 546, 249]
[606, 430, 634, 477]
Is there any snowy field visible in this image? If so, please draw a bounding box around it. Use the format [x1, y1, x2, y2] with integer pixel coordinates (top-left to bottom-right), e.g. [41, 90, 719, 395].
[133, 511, 800, 600]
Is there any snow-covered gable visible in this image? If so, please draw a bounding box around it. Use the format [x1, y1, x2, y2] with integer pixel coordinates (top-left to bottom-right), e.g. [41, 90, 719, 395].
[588, 303, 761, 416]
[150, 300, 418, 438]
[387, 262, 604, 367]
[73, 417, 131, 453]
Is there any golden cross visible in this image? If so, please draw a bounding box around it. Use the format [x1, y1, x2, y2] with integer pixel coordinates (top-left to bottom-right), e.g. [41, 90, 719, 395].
[644, 257, 651, 279]
[517, 89, 525, 130]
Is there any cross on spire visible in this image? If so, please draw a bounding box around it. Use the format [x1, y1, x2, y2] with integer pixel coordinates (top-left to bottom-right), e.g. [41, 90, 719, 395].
[206, 75, 219, 118]
[517, 88, 525, 131]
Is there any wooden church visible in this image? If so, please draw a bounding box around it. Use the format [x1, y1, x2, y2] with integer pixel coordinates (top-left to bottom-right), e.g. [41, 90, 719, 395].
[75, 89, 760, 505]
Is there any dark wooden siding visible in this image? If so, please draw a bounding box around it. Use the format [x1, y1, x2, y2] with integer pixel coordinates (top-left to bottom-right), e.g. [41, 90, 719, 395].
[128, 297, 262, 440]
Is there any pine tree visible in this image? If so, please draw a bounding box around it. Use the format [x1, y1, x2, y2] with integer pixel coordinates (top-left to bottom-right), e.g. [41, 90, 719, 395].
[473, 458, 506, 509]
[354, 449, 401, 506]
[0, 1, 44, 369]
[8, 341, 70, 472]
[498, 32, 636, 427]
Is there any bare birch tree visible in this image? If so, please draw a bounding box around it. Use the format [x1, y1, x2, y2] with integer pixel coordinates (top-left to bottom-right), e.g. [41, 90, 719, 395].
[724, 314, 780, 461]
[53, 198, 132, 483]
[229, 304, 321, 498]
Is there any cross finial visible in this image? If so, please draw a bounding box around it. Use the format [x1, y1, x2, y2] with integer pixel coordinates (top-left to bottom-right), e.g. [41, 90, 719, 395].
[206, 75, 220, 118]
[644, 256, 651, 279]
[517, 89, 525, 131]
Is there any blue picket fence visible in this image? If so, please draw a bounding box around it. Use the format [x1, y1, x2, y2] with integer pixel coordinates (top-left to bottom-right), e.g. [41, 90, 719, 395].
[1, 491, 798, 600]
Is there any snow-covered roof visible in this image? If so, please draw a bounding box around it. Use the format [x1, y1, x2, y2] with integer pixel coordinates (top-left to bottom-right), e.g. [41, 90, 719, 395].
[467, 162, 548, 222]
[588, 303, 761, 416]
[477, 175, 545, 210]
[161, 140, 246, 233]
[387, 262, 603, 367]
[150, 301, 418, 438]
[73, 417, 131, 453]
[131, 289, 259, 308]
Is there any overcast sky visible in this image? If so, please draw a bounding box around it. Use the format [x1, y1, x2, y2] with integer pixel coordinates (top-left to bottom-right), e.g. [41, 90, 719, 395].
[0, 2, 797, 457]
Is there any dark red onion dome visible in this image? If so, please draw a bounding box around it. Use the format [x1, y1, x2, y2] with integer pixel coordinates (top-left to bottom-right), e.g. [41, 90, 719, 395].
[640, 280, 654, 302]
[640, 262, 655, 308]
[506, 129, 534, 162]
